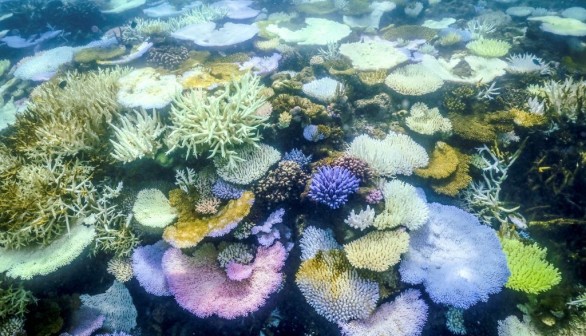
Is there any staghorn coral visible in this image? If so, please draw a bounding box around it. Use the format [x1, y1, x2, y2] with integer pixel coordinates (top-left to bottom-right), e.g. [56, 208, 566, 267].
[11, 68, 129, 159]
[0, 281, 35, 318]
[344, 206, 375, 231]
[416, 142, 459, 179]
[194, 197, 221, 215]
[166, 72, 270, 169]
[109, 109, 165, 163]
[344, 229, 410, 272]
[0, 156, 95, 248]
[501, 238, 561, 294]
[163, 189, 254, 248]
[254, 160, 309, 204]
[296, 249, 379, 323]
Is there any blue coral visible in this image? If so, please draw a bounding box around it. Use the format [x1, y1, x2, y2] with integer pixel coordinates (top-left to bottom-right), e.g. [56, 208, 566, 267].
[283, 148, 312, 168]
[212, 179, 244, 200]
[303, 125, 325, 142]
[308, 166, 359, 209]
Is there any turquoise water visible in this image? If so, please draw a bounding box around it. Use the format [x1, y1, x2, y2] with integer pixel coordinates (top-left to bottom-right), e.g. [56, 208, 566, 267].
[0, 0, 585, 335]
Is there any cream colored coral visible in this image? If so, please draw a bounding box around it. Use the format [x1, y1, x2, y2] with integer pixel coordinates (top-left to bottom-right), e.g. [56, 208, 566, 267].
[132, 188, 177, 229]
[344, 230, 409, 272]
[107, 257, 133, 283]
[405, 102, 452, 136]
[385, 64, 444, 95]
[117, 67, 182, 109]
[466, 38, 511, 58]
[344, 206, 375, 231]
[109, 109, 165, 163]
[374, 180, 429, 230]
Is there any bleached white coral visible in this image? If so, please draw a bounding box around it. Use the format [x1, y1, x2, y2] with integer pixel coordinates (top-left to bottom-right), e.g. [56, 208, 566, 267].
[299, 226, 340, 261]
[531, 77, 586, 121]
[385, 64, 444, 95]
[405, 102, 452, 135]
[346, 132, 429, 177]
[214, 143, 280, 185]
[344, 206, 375, 231]
[109, 109, 165, 163]
[132, 188, 177, 229]
[374, 180, 429, 231]
[117, 67, 182, 109]
[302, 77, 345, 102]
[506, 53, 552, 75]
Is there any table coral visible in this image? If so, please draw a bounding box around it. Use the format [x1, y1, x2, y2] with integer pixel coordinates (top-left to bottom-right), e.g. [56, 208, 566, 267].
[163, 189, 254, 248]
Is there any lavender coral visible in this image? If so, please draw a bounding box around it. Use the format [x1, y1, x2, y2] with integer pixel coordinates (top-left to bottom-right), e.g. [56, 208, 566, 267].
[399, 203, 510, 309]
[308, 166, 360, 209]
[283, 148, 313, 168]
[338, 289, 428, 336]
[162, 242, 286, 319]
[212, 179, 244, 200]
[131, 241, 171, 296]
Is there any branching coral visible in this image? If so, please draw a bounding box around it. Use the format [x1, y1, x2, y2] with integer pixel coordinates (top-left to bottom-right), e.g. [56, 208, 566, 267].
[461, 145, 524, 227]
[166, 72, 270, 169]
[254, 160, 309, 204]
[109, 109, 165, 163]
[11, 68, 129, 159]
[0, 281, 36, 318]
[0, 155, 95, 248]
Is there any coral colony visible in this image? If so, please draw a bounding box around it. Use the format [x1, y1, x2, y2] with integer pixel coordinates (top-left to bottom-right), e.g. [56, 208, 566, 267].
[1, 0, 586, 335]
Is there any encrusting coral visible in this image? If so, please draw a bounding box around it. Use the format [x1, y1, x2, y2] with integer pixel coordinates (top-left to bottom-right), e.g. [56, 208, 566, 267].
[163, 189, 254, 248]
[416, 142, 459, 180]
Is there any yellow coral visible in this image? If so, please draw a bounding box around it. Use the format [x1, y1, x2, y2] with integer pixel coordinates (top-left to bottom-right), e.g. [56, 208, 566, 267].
[431, 150, 472, 196]
[181, 63, 244, 89]
[510, 108, 547, 127]
[343, 230, 409, 272]
[296, 249, 379, 322]
[278, 111, 292, 128]
[416, 142, 459, 179]
[501, 238, 561, 294]
[357, 70, 388, 86]
[163, 189, 254, 248]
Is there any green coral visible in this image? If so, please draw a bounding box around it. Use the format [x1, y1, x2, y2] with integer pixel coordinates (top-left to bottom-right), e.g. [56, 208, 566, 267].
[501, 238, 561, 294]
[0, 281, 35, 318]
[166, 72, 270, 169]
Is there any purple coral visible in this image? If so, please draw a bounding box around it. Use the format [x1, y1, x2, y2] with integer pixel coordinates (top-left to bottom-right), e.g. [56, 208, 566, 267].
[251, 208, 285, 246]
[131, 241, 171, 296]
[212, 179, 244, 200]
[308, 166, 360, 209]
[365, 189, 384, 204]
[399, 203, 510, 309]
[283, 148, 313, 168]
[303, 125, 325, 142]
[239, 53, 282, 76]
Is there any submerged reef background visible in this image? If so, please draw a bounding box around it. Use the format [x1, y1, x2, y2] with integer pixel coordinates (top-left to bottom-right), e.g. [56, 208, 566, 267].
[0, 0, 586, 335]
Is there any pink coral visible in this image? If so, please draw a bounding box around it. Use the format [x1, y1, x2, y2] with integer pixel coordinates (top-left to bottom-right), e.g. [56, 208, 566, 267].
[225, 262, 254, 281]
[162, 242, 286, 319]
